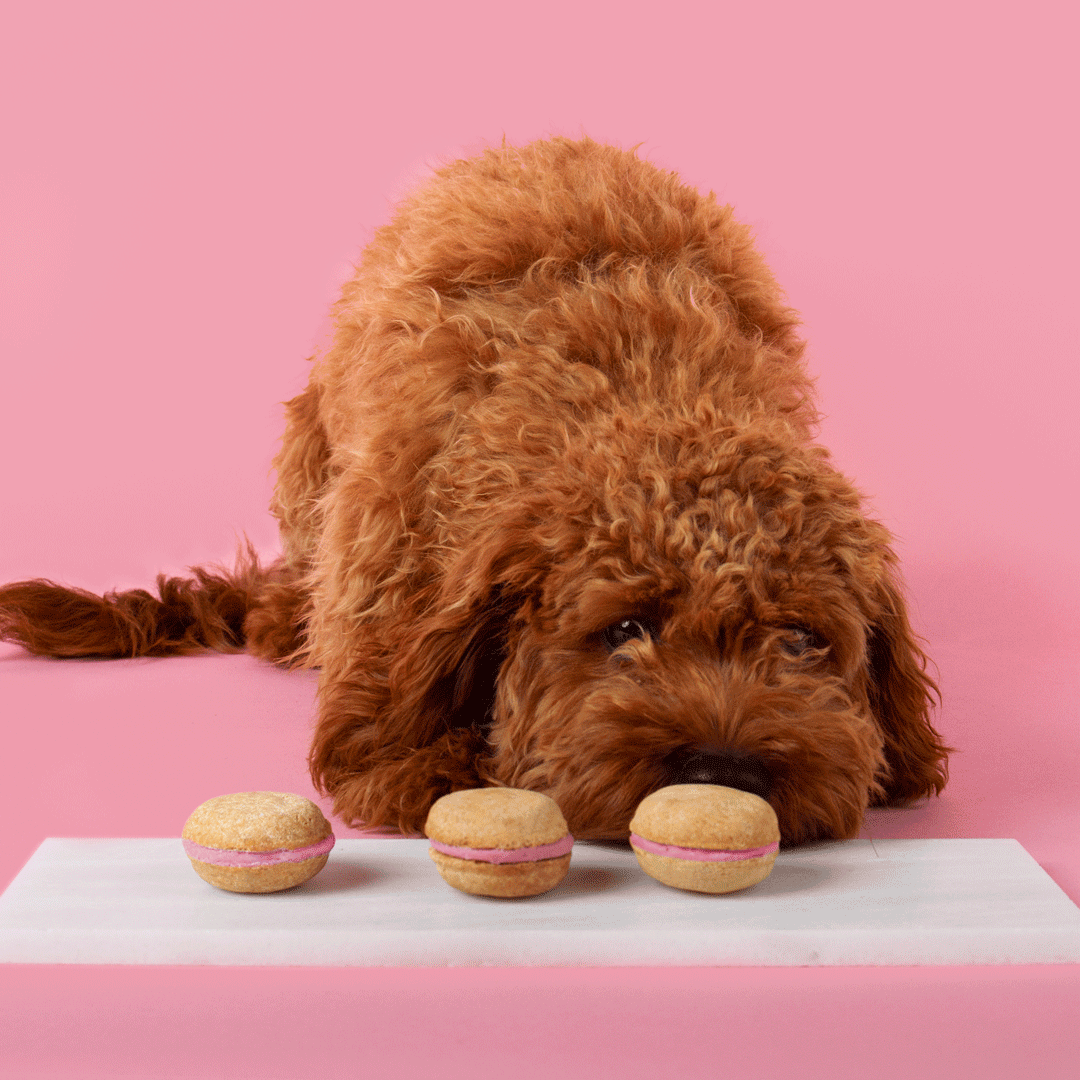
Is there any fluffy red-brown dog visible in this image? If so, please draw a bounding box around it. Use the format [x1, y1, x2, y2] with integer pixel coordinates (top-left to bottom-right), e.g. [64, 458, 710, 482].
[0, 137, 949, 844]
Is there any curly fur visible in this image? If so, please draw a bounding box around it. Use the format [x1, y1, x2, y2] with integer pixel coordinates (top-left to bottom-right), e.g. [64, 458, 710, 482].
[0, 136, 949, 844]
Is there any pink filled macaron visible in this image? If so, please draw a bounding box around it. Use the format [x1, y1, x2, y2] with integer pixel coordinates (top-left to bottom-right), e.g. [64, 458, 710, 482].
[182, 791, 335, 893]
[629, 784, 779, 893]
[425, 788, 573, 897]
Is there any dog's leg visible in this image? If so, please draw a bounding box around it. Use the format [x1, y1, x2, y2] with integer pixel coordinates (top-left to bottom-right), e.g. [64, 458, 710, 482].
[310, 722, 488, 834]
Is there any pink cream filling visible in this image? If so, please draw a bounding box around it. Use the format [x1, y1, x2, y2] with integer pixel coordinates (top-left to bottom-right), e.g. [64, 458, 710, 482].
[183, 834, 335, 868]
[630, 834, 779, 862]
[429, 834, 574, 864]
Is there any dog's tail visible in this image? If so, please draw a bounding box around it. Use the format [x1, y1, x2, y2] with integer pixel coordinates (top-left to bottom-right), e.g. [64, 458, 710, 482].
[0, 544, 307, 664]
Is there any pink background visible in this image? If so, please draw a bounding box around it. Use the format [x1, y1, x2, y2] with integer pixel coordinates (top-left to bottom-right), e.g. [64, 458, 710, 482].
[2, 1, 1077, 1076]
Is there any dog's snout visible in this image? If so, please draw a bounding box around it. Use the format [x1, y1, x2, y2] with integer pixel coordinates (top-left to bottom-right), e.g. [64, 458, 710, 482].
[665, 746, 773, 801]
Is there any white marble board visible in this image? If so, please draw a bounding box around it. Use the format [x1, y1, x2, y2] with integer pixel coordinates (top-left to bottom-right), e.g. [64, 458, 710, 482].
[1, 837, 1078, 967]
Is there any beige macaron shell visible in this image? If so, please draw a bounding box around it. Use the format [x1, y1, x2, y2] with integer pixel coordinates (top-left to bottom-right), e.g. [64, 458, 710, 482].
[187, 854, 331, 894]
[424, 788, 569, 849]
[630, 848, 777, 894]
[182, 791, 333, 894]
[629, 784, 779, 894]
[182, 791, 333, 851]
[428, 848, 571, 897]
[629, 784, 780, 851]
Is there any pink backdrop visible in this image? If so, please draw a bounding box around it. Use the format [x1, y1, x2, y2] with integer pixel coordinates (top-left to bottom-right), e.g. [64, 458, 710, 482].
[2, 1, 1077, 1076]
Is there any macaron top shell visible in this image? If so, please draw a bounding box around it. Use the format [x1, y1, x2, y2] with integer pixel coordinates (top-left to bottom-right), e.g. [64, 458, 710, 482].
[182, 791, 333, 852]
[629, 784, 779, 851]
[425, 788, 569, 850]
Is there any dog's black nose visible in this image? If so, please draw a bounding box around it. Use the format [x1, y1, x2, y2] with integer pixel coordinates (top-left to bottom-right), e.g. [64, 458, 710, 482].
[665, 747, 773, 801]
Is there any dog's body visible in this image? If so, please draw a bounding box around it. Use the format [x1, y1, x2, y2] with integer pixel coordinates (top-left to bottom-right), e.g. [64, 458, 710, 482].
[1, 137, 948, 843]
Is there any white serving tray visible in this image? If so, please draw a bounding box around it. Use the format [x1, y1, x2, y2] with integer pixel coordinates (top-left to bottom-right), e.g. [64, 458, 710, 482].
[1, 837, 1078, 966]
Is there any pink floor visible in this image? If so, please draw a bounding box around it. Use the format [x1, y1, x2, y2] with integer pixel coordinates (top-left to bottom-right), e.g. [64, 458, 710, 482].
[3, 1, 1078, 1075]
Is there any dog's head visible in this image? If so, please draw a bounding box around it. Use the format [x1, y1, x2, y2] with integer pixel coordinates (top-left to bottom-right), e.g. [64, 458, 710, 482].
[368, 407, 948, 844]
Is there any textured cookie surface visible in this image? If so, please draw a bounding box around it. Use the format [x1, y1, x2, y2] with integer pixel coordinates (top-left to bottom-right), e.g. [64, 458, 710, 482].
[183, 791, 333, 851]
[630, 784, 779, 850]
[428, 848, 572, 897]
[186, 854, 332, 893]
[425, 788, 569, 849]
[629, 784, 779, 894]
[631, 848, 776, 894]
[182, 791, 334, 894]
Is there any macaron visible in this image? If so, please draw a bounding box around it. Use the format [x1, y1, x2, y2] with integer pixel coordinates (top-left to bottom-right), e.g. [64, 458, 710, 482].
[425, 788, 573, 897]
[629, 784, 780, 893]
[182, 791, 335, 893]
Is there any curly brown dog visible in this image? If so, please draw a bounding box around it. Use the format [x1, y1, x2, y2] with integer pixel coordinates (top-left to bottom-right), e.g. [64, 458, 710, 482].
[0, 137, 949, 844]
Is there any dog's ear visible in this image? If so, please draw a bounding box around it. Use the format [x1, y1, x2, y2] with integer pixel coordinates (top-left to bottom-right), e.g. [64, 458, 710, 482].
[401, 587, 513, 739]
[381, 531, 539, 748]
[867, 569, 950, 805]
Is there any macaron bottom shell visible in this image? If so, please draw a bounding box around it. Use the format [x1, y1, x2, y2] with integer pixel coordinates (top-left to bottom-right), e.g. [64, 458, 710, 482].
[188, 853, 330, 893]
[630, 845, 777, 894]
[429, 848, 571, 897]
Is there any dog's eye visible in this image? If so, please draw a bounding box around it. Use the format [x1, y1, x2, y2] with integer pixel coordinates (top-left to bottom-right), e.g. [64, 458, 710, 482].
[602, 618, 655, 650]
[781, 626, 826, 657]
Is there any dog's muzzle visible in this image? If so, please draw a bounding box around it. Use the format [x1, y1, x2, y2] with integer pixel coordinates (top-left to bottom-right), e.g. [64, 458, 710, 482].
[664, 746, 773, 801]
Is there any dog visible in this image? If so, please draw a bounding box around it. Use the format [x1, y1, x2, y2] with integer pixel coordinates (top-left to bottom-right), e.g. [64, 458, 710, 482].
[0, 136, 949, 844]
